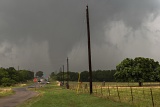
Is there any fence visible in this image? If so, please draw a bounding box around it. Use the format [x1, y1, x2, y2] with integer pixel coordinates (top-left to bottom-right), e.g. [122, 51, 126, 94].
[69, 82, 160, 107]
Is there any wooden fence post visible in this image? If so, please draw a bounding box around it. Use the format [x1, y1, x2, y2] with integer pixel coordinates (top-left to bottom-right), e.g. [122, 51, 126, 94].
[150, 88, 154, 107]
[101, 86, 103, 96]
[130, 87, 133, 104]
[116, 86, 120, 102]
[108, 85, 110, 97]
[95, 85, 97, 94]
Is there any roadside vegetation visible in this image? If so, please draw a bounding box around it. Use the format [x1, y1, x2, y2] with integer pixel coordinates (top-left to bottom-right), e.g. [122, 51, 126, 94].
[18, 82, 134, 107]
[0, 88, 14, 98]
[0, 67, 34, 87]
[0, 81, 34, 98]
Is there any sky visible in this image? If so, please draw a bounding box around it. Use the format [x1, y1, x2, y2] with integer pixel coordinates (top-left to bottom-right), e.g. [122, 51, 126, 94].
[0, 0, 160, 76]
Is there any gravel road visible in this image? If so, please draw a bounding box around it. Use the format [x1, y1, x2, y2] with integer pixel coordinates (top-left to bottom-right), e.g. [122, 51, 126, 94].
[0, 87, 38, 107]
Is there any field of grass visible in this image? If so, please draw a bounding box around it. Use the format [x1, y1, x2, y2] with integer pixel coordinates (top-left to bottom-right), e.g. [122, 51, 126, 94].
[18, 82, 134, 107]
[70, 82, 160, 107]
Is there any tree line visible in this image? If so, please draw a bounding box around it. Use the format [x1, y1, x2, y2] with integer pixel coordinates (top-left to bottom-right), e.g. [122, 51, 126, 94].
[0, 67, 34, 86]
[50, 57, 160, 87]
[50, 70, 116, 82]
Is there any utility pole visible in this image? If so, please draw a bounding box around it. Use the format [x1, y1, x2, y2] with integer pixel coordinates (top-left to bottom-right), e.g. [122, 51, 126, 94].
[66, 57, 69, 89]
[63, 65, 64, 85]
[86, 5, 93, 94]
[59, 67, 62, 82]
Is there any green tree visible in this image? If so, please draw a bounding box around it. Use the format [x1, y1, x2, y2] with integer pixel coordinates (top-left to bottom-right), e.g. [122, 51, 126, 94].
[114, 57, 160, 86]
[6, 67, 20, 83]
[69, 72, 78, 81]
[36, 71, 43, 77]
[154, 66, 160, 81]
[50, 69, 116, 82]
[81, 71, 89, 82]
[0, 68, 9, 85]
[114, 58, 134, 82]
[19, 70, 34, 82]
[0, 67, 34, 86]
[50, 72, 56, 80]
[1, 77, 13, 86]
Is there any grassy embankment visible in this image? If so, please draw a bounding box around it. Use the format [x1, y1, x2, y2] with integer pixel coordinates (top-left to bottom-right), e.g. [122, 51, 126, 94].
[18, 82, 134, 107]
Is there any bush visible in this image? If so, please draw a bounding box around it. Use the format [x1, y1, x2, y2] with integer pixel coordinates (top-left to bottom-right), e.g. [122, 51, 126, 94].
[1, 77, 15, 86]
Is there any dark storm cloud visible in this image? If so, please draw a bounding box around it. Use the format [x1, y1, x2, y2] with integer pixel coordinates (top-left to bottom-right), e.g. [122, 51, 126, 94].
[0, 0, 160, 74]
[0, 0, 86, 72]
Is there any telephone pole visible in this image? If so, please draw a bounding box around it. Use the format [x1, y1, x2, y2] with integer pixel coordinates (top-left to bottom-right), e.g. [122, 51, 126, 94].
[59, 67, 62, 82]
[66, 57, 69, 89]
[86, 5, 93, 94]
[63, 65, 64, 85]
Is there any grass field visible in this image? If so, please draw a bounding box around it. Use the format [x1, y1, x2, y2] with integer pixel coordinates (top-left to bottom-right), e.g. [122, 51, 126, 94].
[18, 82, 134, 107]
[70, 82, 160, 107]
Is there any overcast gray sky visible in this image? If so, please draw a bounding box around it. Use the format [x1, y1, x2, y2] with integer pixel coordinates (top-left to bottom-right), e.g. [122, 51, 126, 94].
[0, 0, 160, 76]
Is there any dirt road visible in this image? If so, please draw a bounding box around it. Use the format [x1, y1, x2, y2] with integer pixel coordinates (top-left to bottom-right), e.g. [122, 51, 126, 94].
[0, 87, 38, 107]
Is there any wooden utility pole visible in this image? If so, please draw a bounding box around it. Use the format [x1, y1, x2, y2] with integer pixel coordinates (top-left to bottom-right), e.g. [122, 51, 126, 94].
[63, 65, 64, 85]
[86, 5, 93, 94]
[59, 67, 62, 82]
[66, 57, 69, 89]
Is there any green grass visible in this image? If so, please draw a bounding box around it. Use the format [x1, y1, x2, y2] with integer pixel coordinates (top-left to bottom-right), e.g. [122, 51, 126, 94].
[18, 82, 134, 107]
[70, 82, 160, 107]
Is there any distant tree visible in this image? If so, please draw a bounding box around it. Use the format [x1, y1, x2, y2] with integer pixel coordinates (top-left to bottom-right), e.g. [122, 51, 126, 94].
[92, 70, 116, 82]
[50, 72, 56, 80]
[114, 57, 160, 86]
[55, 72, 62, 81]
[49, 68, 116, 82]
[1, 77, 13, 86]
[69, 72, 78, 81]
[19, 70, 34, 82]
[0, 68, 9, 85]
[81, 71, 89, 82]
[0, 67, 34, 86]
[6, 67, 20, 83]
[36, 71, 43, 77]
[51, 70, 116, 82]
[154, 66, 160, 82]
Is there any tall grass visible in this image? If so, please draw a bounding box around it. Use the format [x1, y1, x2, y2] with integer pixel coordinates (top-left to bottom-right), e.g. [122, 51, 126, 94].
[0, 88, 14, 97]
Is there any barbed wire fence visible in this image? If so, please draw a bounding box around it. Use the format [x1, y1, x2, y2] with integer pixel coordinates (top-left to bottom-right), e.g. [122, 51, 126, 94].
[69, 82, 160, 107]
